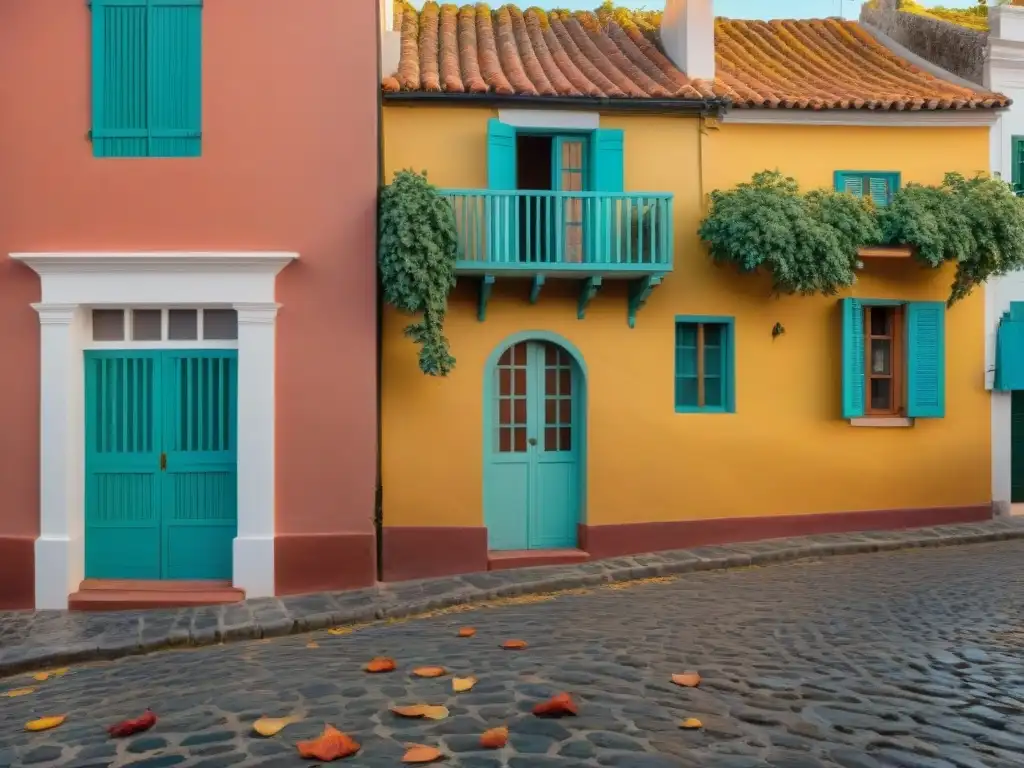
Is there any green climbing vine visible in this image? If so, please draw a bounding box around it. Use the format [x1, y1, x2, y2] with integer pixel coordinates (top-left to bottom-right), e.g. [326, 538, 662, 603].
[699, 169, 1024, 305]
[379, 169, 458, 376]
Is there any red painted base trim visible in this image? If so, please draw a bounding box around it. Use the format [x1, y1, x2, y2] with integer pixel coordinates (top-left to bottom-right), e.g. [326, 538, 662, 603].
[488, 549, 590, 571]
[382, 526, 488, 582]
[578, 504, 993, 560]
[69, 580, 245, 612]
[275, 532, 376, 595]
[0, 535, 34, 610]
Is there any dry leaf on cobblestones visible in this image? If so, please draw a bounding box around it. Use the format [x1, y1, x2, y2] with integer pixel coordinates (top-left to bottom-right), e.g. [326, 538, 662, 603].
[296, 724, 360, 761]
[457, 627, 476, 637]
[452, 676, 477, 693]
[390, 704, 450, 720]
[412, 666, 447, 678]
[480, 725, 509, 748]
[501, 639, 528, 650]
[25, 715, 66, 732]
[533, 693, 578, 717]
[671, 672, 701, 688]
[365, 657, 397, 673]
[3, 688, 34, 697]
[32, 668, 68, 682]
[679, 718, 703, 729]
[252, 715, 299, 737]
[107, 710, 157, 738]
[402, 744, 444, 763]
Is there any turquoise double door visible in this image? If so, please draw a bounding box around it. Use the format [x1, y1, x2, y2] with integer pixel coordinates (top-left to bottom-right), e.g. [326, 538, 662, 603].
[485, 341, 581, 550]
[84, 350, 238, 580]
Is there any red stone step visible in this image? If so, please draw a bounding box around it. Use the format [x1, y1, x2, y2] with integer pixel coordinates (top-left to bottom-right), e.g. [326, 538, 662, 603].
[69, 579, 245, 611]
[487, 549, 590, 571]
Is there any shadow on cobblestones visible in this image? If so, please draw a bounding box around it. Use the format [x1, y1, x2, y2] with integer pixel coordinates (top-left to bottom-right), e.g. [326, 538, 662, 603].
[2, 541, 1024, 767]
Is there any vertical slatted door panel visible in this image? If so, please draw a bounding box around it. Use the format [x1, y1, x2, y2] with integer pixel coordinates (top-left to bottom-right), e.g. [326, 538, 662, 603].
[91, 0, 149, 157]
[148, 0, 202, 157]
[484, 342, 532, 550]
[84, 351, 163, 578]
[161, 350, 238, 579]
[530, 342, 579, 549]
[1011, 391, 1024, 503]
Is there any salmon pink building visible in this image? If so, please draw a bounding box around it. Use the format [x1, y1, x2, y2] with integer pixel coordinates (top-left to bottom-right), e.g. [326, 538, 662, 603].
[0, 0, 379, 610]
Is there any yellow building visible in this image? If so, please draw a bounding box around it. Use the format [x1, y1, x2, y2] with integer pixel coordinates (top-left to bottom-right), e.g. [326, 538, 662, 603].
[377, 1, 1008, 581]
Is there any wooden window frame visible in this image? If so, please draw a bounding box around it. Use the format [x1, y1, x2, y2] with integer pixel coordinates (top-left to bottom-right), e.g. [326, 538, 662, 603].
[674, 315, 735, 414]
[864, 304, 906, 416]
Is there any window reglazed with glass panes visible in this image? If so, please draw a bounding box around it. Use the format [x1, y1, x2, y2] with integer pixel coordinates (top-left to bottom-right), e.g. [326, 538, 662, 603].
[89, 308, 238, 345]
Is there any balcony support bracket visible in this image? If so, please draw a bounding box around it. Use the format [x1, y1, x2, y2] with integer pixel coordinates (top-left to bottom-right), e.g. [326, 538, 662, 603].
[577, 276, 603, 320]
[529, 274, 545, 305]
[477, 274, 495, 322]
[627, 274, 663, 328]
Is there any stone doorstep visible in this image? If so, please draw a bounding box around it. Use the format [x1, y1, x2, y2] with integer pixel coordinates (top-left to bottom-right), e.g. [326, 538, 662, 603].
[1, 518, 1023, 678]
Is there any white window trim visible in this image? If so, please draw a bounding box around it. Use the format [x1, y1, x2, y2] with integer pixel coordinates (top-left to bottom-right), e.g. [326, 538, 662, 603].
[9, 250, 297, 609]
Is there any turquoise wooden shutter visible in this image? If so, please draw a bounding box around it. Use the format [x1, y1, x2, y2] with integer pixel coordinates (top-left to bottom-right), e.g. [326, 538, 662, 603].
[837, 173, 864, 197]
[590, 129, 624, 262]
[906, 301, 946, 418]
[841, 298, 865, 419]
[91, 0, 149, 157]
[994, 310, 1024, 391]
[90, 0, 202, 158]
[487, 119, 517, 190]
[149, 0, 203, 157]
[868, 176, 890, 207]
[590, 129, 625, 194]
[1012, 137, 1024, 192]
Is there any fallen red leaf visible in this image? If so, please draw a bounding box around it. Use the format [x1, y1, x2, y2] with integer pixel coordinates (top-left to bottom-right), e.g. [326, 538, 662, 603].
[365, 657, 397, 673]
[533, 693, 578, 717]
[457, 627, 476, 638]
[480, 725, 509, 748]
[297, 725, 360, 761]
[501, 639, 528, 650]
[107, 710, 157, 738]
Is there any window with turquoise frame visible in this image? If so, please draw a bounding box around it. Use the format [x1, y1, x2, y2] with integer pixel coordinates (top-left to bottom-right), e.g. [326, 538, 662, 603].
[1011, 136, 1024, 195]
[674, 316, 735, 413]
[834, 171, 900, 207]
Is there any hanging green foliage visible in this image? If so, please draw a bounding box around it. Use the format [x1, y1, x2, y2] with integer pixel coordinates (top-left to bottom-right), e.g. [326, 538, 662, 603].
[697, 170, 881, 297]
[379, 169, 458, 376]
[879, 172, 1024, 305]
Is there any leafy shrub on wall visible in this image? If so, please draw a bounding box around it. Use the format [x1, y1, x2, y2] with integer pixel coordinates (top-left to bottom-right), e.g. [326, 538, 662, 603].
[379, 170, 458, 376]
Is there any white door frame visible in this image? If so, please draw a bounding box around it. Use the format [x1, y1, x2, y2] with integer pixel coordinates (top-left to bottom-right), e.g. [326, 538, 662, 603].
[10, 251, 297, 609]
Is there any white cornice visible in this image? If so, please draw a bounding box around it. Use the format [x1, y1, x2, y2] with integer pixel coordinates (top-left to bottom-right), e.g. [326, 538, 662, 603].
[722, 109, 1000, 127]
[10, 251, 298, 276]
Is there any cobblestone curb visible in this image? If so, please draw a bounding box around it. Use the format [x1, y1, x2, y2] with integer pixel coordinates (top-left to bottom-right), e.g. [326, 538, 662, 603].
[2, 517, 1022, 677]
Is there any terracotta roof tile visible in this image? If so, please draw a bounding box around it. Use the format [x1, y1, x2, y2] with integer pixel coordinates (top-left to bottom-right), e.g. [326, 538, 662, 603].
[382, 3, 1008, 110]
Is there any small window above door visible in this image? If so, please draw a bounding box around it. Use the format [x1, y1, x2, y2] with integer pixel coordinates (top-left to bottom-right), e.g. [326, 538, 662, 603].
[90, 308, 238, 343]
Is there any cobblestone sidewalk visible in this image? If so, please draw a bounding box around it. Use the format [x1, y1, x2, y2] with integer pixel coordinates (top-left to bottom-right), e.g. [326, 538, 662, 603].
[2, 517, 1023, 678]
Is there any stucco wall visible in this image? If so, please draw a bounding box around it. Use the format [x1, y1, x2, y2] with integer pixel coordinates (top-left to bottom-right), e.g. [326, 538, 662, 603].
[381, 105, 991, 531]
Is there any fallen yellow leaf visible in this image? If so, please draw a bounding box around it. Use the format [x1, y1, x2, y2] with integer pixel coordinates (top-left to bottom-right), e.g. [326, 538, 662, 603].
[3, 688, 34, 698]
[680, 718, 703, 729]
[252, 716, 299, 737]
[25, 715, 66, 732]
[412, 666, 447, 678]
[452, 676, 477, 693]
[390, 704, 450, 720]
[402, 744, 444, 763]
[671, 672, 701, 688]
[31, 668, 69, 682]
[327, 627, 353, 636]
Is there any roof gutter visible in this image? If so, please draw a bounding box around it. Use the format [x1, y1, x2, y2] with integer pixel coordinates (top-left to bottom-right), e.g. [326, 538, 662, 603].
[383, 91, 726, 117]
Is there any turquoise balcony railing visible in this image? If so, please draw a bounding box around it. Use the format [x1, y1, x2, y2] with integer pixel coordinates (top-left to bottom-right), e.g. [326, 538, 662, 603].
[442, 190, 674, 276]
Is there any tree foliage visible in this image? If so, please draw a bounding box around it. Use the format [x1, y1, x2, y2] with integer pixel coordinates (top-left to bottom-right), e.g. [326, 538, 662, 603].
[379, 169, 458, 375]
[700, 169, 1024, 306]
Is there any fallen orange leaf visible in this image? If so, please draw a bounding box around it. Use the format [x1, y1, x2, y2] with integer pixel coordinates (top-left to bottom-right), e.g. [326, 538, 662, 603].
[501, 639, 528, 650]
[671, 672, 701, 688]
[412, 666, 447, 678]
[32, 669, 67, 681]
[457, 627, 476, 637]
[452, 676, 477, 693]
[365, 657, 397, 673]
[25, 715, 66, 732]
[680, 718, 703, 729]
[402, 744, 444, 763]
[390, 705, 449, 720]
[3, 688, 34, 698]
[480, 725, 509, 749]
[296, 725, 360, 761]
[533, 693, 578, 717]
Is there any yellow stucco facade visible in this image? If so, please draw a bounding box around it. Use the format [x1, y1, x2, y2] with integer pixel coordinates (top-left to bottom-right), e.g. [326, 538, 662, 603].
[381, 104, 991, 533]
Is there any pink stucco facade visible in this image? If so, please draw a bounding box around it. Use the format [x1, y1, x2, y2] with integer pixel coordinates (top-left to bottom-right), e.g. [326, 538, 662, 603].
[0, 0, 379, 608]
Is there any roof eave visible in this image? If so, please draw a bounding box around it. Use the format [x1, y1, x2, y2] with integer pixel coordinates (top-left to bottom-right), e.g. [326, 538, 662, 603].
[382, 91, 727, 116]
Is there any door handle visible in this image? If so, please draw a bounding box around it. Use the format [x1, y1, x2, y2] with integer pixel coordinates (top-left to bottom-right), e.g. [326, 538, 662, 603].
[527, 437, 537, 446]
[159, 452, 167, 471]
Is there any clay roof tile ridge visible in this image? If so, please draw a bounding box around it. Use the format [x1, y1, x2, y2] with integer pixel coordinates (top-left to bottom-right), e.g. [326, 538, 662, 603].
[396, 3, 422, 90]
[419, 1, 442, 92]
[560, 12, 645, 96]
[494, 4, 538, 96]
[439, 4, 465, 92]
[475, 3, 515, 95]
[549, 12, 625, 97]
[523, 8, 582, 96]
[457, 5, 488, 93]
[508, 5, 557, 96]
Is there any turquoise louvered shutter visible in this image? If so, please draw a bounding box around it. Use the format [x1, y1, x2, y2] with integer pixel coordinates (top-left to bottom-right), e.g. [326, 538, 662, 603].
[90, 0, 202, 158]
[487, 119, 517, 190]
[841, 298, 865, 419]
[590, 129, 625, 194]
[590, 129, 624, 262]
[994, 310, 1024, 391]
[835, 172, 897, 206]
[1012, 137, 1024, 193]
[838, 174, 864, 197]
[906, 301, 946, 418]
[868, 176, 891, 207]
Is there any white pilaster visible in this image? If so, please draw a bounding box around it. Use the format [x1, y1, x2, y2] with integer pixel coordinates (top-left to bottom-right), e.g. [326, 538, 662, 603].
[33, 303, 86, 610]
[661, 0, 715, 81]
[232, 302, 280, 598]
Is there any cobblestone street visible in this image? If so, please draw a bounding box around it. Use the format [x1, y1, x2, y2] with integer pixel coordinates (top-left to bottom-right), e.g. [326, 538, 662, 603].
[2, 541, 1024, 768]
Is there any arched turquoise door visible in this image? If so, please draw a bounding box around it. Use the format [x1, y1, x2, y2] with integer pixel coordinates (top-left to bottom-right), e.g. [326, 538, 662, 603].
[485, 339, 582, 550]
